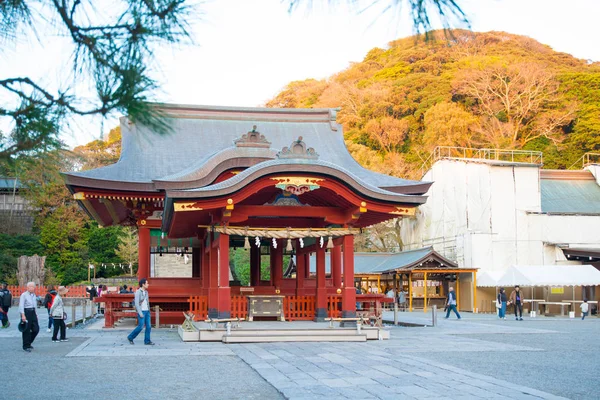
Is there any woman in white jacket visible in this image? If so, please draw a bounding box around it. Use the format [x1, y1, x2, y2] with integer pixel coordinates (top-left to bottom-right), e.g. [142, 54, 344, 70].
[49, 286, 69, 342]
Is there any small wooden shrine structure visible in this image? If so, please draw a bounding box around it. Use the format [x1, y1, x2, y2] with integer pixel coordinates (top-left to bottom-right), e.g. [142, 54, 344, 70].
[63, 104, 431, 327]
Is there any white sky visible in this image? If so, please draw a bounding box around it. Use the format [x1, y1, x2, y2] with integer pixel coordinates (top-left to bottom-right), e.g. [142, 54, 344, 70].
[2, 0, 599, 148]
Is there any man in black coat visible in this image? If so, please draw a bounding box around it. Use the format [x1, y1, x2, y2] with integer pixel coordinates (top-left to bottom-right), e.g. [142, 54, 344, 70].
[0, 283, 12, 328]
[86, 284, 98, 301]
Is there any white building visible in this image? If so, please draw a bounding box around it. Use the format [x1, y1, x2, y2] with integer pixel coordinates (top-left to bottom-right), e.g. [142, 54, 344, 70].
[400, 148, 600, 311]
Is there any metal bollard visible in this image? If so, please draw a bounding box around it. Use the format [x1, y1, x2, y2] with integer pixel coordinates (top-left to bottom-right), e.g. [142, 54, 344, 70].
[394, 302, 398, 325]
[71, 300, 77, 328]
[82, 299, 87, 322]
[432, 305, 437, 327]
[154, 305, 160, 328]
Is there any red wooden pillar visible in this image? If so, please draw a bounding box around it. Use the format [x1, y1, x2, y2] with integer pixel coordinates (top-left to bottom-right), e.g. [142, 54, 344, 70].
[331, 244, 342, 289]
[137, 226, 150, 280]
[304, 253, 310, 279]
[272, 240, 283, 290]
[341, 235, 357, 322]
[217, 233, 231, 318]
[207, 233, 219, 318]
[201, 242, 209, 292]
[295, 246, 305, 296]
[250, 245, 261, 287]
[314, 246, 327, 321]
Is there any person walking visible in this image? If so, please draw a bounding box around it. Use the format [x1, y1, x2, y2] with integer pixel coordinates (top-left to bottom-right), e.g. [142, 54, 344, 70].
[509, 285, 524, 321]
[18, 282, 39, 352]
[127, 278, 154, 345]
[43, 285, 57, 332]
[498, 288, 508, 319]
[0, 283, 12, 328]
[444, 287, 461, 319]
[50, 286, 69, 342]
[398, 288, 407, 312]
[580, 300, 589, 320]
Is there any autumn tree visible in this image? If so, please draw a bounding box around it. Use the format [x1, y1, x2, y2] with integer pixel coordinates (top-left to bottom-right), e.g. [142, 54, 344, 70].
[365, 117, 409, 153]
[73, 127, 122, 170]
[453, 63, 577, 148]
[422, 102, 479, 148]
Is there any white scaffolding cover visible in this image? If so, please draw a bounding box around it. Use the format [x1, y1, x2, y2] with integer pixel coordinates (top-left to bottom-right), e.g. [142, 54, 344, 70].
[477, 265, 600, 287]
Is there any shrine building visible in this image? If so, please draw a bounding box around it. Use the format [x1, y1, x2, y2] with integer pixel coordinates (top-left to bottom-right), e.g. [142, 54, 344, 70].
[63, 104, 431, 326]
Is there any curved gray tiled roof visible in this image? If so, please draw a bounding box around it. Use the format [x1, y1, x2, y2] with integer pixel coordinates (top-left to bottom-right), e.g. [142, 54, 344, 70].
[65, 104, 427, 193]
[181, 159, 414, 199]
[307, 247, 459, 274]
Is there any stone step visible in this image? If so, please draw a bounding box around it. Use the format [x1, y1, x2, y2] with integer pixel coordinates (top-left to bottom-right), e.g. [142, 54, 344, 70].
[222, 333, 367, 343]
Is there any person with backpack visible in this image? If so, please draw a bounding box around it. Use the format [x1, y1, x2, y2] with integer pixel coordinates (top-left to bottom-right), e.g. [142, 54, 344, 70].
[43, 286, 57, 333]
[444, 286, 461, 319]
[49, 286, 69, 342]
[0, 283, 12, 328]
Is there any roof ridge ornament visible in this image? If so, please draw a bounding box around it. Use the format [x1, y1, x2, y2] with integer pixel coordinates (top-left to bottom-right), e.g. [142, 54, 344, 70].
[277, 136, 319, 160]
[234, 125, 271, 148]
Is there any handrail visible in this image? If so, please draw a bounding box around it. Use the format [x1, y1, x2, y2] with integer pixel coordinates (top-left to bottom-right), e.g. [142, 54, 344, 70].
[420, 146, 543, 177]
[567, 152, 600, 170]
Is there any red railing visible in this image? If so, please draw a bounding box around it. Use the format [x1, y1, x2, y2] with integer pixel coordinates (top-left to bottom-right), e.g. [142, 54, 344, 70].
[284, 296, 315, 321]
[230, 295, 248, 319]
[187, 296, 208, 321]
[7, 285, 88, 298]
[327, 295, 342, 318]
[188, 295, 319, 321]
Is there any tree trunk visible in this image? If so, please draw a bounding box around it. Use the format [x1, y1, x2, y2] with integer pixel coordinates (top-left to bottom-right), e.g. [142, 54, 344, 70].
[17, 255, 46, 286]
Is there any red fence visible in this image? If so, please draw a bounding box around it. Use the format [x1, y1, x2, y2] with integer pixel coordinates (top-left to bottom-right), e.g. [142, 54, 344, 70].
[327, 295, 342, 318]
[188, 295, 322, 321]
[187, 296, 208, 321]
[283, 296, 315, 321]
[7, 285, 88, 298]
[230, 296, 248, 319]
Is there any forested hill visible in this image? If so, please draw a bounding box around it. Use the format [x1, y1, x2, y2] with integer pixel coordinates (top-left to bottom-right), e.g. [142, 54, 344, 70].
[266, 30, 600, 179]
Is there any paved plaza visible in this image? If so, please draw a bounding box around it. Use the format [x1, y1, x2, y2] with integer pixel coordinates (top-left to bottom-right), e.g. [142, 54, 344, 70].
[1, 306, 597, 399]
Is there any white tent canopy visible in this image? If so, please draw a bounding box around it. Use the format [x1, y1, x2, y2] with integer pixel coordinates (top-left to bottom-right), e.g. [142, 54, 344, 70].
[476, 270, 504, 287]
[477, 265, 600, 287]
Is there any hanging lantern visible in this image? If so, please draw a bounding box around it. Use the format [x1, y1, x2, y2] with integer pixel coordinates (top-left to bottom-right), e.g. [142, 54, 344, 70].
[327, 236, 334, 249]
[286, 238, 293, 252]
[255, 236, 261, 247]
[244, 236, 250, 249]
[272, 238, 277, 248]
[299, 238, 304, 248]
[319, 237, 324, 248]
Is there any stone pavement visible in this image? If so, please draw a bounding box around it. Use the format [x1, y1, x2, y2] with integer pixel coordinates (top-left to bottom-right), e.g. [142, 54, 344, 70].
[3, 306, 597, 399]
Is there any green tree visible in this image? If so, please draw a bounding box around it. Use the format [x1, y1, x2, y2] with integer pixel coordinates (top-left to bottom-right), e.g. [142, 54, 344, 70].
[86, 224, 125, 278]
[0, 0, 194, 159]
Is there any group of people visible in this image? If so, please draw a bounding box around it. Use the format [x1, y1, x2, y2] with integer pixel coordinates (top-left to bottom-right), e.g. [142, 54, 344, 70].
[497, 285, 591, 320]
[17, 282, 69, 352]
[120, 285, 134, 293]
[13, 279, 155, 352]
[496, 286, 525, 320]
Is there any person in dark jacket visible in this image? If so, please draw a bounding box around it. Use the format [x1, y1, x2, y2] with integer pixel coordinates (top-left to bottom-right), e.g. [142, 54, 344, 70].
[509, 285, 524, 321]
[0, 283, 12, 328]
[498, 288, 508, 319]
[86, 284, 97, 301]
[43, 286, 57, 332]
[444, 287, 461, 319]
